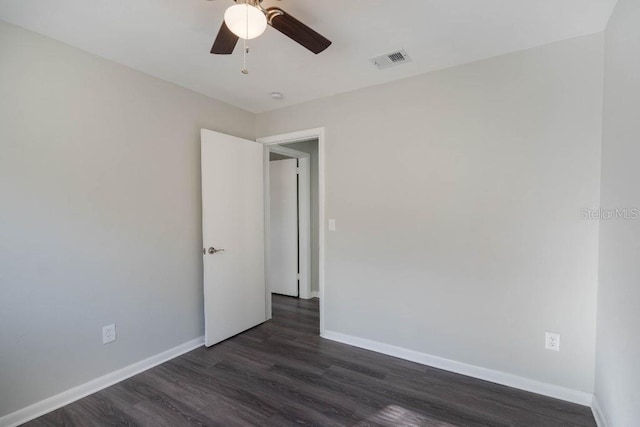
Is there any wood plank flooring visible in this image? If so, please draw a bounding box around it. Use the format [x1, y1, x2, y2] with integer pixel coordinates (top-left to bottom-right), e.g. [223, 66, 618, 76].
[24, 296, 596, 426]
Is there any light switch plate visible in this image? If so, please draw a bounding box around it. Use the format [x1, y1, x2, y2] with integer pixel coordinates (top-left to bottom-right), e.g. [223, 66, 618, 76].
[328, 219, 336, 231]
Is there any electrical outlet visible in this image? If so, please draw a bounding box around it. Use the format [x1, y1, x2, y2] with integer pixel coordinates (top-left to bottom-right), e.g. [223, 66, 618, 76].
[545, 332, 560, 352]
[102, 324, 116, 344]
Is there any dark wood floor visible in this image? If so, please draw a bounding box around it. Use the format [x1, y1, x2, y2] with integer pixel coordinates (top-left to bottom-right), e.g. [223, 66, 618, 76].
[25, 296, 596, 426]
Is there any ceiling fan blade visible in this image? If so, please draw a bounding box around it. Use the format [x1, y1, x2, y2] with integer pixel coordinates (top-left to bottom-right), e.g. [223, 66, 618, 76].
[211, 21, 238, 55]
[266, 7, 331, 54]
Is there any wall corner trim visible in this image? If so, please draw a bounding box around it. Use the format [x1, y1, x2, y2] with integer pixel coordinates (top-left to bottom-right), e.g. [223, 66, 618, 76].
[0, 336, 205, 427]
[321, 330, 593, 407]
[591, 395, 610, 427]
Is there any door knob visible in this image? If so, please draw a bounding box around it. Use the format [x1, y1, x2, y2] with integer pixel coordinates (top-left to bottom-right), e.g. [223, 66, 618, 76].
[208, 247, 225, 255]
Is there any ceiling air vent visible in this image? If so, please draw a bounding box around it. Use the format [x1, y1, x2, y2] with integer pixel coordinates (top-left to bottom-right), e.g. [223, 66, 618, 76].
[370, 49, 412, 70]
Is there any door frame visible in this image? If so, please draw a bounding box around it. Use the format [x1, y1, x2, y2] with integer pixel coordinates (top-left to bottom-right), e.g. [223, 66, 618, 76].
[258, 128, 326, 335]
[268, 146, 311, 299]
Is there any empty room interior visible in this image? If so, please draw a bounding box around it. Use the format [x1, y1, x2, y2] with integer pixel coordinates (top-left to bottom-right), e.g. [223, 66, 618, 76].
[1, 0, 638, 426]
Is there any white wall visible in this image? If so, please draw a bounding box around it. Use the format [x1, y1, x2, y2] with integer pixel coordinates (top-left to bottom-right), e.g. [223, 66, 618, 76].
[257, 34, 604, 393]
[283, 140, 320, 294]
[0, 21, 254, 417]
[595, 0, 640, 424]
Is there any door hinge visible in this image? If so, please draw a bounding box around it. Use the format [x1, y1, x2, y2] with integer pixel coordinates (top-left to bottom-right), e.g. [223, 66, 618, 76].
[297, 273, 300, 280]
[296, 167, 300, 175]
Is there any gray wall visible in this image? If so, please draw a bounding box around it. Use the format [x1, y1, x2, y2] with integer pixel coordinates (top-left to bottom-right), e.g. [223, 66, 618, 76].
[595, 0, 640, 424]
[0, 16, 615, 419]
[283, 140, 320, 294]
[257, 34, 604, 393]
[0, 21, 254, 417]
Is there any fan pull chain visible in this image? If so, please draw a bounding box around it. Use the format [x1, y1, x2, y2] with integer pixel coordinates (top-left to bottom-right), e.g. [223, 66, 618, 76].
[241, 2, 249, 75]
[241, 39, 248, 74]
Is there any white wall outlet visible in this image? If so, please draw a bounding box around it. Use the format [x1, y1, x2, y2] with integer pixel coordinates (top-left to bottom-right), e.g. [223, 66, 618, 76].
[328, 219, 336, 232]
[545, 332, 560, 352]
[102, 324, 116, 344]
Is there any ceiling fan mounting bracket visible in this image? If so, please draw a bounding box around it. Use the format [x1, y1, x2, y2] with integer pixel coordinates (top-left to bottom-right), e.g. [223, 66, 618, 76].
[233, 0, 263, 6]
[231, 0, 271, 16]
[266, 8, 285, 24]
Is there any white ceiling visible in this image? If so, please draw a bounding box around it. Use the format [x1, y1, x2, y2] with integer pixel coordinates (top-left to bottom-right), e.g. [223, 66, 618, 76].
[0, 0, 617, 113]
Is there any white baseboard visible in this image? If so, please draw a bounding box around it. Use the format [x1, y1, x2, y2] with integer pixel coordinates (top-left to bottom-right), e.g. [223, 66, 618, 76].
[321, 330, 593, 407]
[591, 395, 609, 427]
[0, 336, 204, 427]
[310, 291, 320, 299]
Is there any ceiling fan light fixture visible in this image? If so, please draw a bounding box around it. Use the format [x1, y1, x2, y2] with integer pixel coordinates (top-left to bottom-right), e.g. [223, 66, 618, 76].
[224, 3, 267, 40]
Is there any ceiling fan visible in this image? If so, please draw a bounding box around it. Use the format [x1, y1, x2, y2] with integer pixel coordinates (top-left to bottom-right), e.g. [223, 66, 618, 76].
[209, 0, 332, 55]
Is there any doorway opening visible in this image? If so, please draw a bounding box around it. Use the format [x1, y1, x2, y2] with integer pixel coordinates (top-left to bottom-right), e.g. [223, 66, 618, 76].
[268, 146, 310, 299]
[259, 128, 325, 335]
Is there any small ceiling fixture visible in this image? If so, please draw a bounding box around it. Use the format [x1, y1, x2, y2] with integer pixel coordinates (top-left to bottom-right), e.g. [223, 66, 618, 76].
[271, 92, 284, 100]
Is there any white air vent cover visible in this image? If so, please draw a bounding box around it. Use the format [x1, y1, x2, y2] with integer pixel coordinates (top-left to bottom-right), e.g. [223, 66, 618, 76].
[370, 49, 412, 70]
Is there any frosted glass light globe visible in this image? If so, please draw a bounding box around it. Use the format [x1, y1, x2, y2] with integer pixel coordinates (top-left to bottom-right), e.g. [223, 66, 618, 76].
[224, 4, 267, 40]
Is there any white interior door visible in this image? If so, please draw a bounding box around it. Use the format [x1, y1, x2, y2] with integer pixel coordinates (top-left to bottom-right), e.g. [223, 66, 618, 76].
[269, 159, 298, 297]
[201, 129, 266, 347]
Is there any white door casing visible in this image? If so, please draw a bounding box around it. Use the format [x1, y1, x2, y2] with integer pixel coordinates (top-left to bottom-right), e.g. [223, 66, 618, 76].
[297, 156, 311, 300]
[260, 128, 324, 332]
[201, 129, 266, 347]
